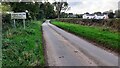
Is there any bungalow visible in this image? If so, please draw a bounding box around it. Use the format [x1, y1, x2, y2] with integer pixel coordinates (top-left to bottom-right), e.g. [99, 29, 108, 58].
[83, 14, 95, 19]
[82, 14, 108, 19]
[95, 14, 108, 19]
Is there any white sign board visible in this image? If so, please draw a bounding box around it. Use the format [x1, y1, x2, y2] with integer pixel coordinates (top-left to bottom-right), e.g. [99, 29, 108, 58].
[11, 12, 26, 19]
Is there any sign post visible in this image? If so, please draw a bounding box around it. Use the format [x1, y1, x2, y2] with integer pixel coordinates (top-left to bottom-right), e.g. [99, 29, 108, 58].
[11, 12, 26, 29]
[23, 19, 25, 29]
[13, 19, 16, 28]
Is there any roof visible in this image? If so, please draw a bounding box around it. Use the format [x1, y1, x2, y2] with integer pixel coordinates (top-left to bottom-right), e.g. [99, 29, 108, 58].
[96, 14, 104, 16]
[84, 14, 107, 16]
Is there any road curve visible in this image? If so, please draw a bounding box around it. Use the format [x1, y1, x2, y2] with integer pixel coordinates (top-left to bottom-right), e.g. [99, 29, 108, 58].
[42, 20, 118, 66]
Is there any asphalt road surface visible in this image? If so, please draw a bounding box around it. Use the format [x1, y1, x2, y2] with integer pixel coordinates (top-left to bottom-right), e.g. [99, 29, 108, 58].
[42, 20, 118, 66]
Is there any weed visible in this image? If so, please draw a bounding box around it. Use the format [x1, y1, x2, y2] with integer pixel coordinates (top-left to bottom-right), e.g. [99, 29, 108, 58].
[2, 21, 44, 66]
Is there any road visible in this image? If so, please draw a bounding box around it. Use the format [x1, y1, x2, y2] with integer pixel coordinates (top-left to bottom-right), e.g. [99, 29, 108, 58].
[42, 20, 118, 66]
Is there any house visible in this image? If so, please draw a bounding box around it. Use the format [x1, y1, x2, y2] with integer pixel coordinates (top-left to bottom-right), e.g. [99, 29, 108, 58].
[82, 14, 108, 19]
[95, 14, 108, 19]
[83, 14, 95, 19]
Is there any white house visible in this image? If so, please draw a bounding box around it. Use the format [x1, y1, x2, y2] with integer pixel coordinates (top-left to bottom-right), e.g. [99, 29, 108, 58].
[83, 14, 95, 19]
[94, 14, 108, 19]
[83, 14, 108, 19]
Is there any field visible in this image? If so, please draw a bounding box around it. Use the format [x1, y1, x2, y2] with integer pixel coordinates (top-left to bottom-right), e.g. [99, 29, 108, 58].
[2, 20, 44, 67]
[52, 21, 120, 52]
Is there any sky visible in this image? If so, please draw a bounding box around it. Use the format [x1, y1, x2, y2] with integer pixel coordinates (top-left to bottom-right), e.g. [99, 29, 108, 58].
[49, 0, 120, 14]
[1, 0, 120, 14]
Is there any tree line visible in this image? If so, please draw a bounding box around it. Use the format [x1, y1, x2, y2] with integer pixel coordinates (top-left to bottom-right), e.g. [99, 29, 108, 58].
[1, 2, 120, 20]
[1, 2, 68, 20]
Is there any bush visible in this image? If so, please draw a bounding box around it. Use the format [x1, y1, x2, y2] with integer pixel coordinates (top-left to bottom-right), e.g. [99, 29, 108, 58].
[2, 14, 12, 32]
[2, 21, 44, 66]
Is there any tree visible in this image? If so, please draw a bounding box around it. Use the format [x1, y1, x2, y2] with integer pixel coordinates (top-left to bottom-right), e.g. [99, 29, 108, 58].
[38, 2, 56, 19]
[44, 2, 56, 19]
[9, 2, 40, 20]
[53, 1, 68, 19]
[0, 3, 11, 13]
[108, 11, 115, 18]
[60, 12, 68, 18]
[94, 12, 102, 15]
[1, 3, 12, 28]
[2, 2, 56, 20]
[115, 10, 120, 18]
[76, 14, 83, 18]
[85, 12, 89, 14]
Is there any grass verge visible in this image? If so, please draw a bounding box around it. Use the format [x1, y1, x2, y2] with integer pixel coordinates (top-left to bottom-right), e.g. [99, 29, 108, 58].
[2, 20, 44, 66]
[52, 21, 120, 53]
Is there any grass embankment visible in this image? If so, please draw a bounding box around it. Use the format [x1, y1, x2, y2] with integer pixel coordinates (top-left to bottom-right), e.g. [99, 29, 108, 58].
[57, 18, 120, 30]
[52, 21, 120, 52]
[2, 21, 44, 66]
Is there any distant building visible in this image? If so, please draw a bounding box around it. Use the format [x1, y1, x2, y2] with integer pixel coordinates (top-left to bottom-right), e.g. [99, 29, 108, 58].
[82, 14, 108, 19]
[95, 14, 108, 19]
[83, 14, 94, 19]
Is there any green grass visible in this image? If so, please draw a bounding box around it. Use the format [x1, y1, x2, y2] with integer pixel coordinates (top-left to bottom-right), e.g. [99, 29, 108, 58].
[2, 20, 44, 66]
[52, 21, 120, 51]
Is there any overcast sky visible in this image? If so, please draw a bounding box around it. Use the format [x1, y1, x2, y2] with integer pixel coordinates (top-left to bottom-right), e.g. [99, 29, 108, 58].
[49, 0, 120, 14]
[1, 0, 120, 14]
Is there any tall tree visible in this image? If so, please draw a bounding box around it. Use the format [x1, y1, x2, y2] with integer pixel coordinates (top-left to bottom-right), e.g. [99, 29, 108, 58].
[115, 10, 120, 18]
[94, 12, 102, 15]
[53, 1, 68, 19]
[108, 10, 115, 18]
[44, 2, 56, 19]
[3, 2, 56, 20]
[9, 2, 40, 20]
[38, 2, 56, 19]
[0, 3, 11, 13]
